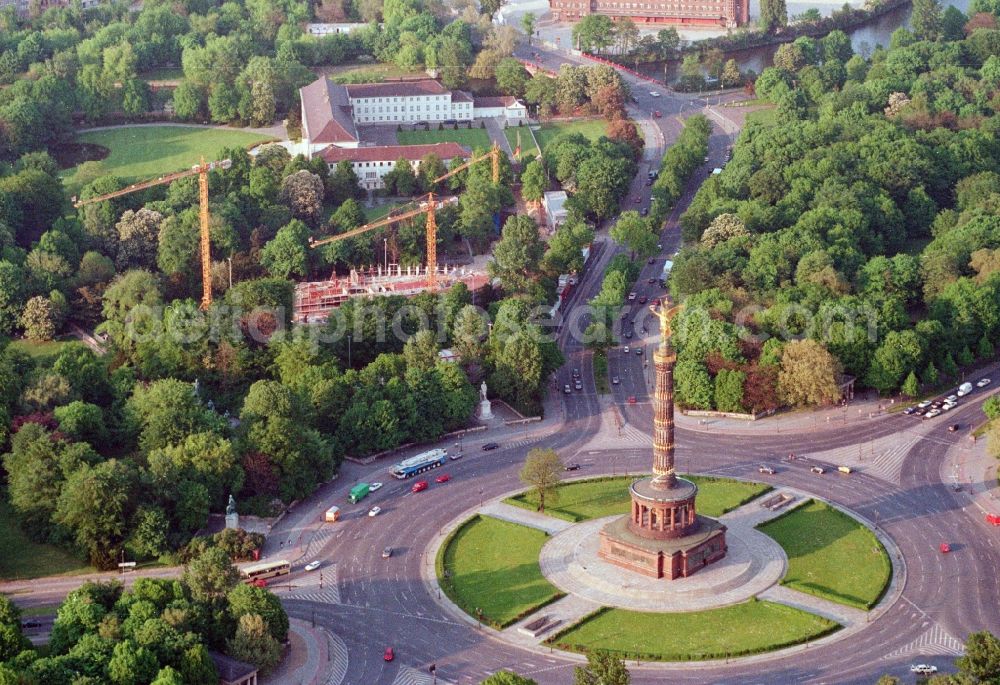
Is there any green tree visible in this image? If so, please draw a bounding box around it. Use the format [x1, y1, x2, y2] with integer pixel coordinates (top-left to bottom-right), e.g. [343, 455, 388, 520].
[572, 15, 614, 53]
[911, 0, 943, 40]
[942, 352, 959, 379]
[610, 211, 656, 259]
[383, 157, 418, 196]
[983, 396, 1000, 421]
[227, 583, 289, 642]
[54, 401, 106, 444]
[496, 58, 530, 98]
[55, 460, 135, 569]
[958, 631, 1000, 682]
[0, 596, 28, 662]
[482, 673, 538, 685]
[452, 305, 488, 364]
[261, 219, 310, 279]
[760, 0, 787, 31]
[279, 170, 325, 226]
[521, 12, 537, 43]
[574, 649, 630, 685]
[675, 359, 714, 409]
[183, 547, 240, 603]
[489, 216, 544, 293]
[714, 368, 747, 413]
[923, 361, 939, 387]
[777, 340, 841, 407]
[518, 448, 563, 513]
[126, 379, 223, 454]
[978, 334, 995, 360]
[20, 295, 56, 341]
[328, 160, 363, 204]
[901, 371, 919, 398]
[171, 81, 204, 120]
[151, 667, 186, 685]
[107, 640, 159, 685]
[403, 329, 439, 371]
[226, 613, 282, 674]
[521, 160, 546, 203]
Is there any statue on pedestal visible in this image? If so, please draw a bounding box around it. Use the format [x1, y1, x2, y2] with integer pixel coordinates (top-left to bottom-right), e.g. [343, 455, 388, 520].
[478, 380, 493, 420]
[225, 494, 239, 530]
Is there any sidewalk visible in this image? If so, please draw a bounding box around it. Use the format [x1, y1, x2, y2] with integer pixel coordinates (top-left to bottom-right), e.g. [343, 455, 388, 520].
[261, 618, 348, 685]
[949, 433, 1000, 519]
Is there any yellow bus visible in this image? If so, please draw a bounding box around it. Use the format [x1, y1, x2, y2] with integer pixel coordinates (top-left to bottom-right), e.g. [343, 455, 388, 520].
[240, 560, 290, 585]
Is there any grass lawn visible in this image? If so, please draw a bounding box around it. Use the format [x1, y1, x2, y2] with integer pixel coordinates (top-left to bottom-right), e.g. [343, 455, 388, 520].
[364, 202, 409, 222]
[0, 492, 92, 580]
[505, 475, 770, 523]
[139, 67, 184, 81]
[757, 499, 891, 610]
[63, 126, 274, 189]
[593, 350, 609, 395]
[437, 515, 564, 628]
[8, 337, 75, 366]
[396, 128, 492, 150]
[534, 119, 608, 151]
[505, 126, 539, 161]
[326, 62, 427, 83]
[549, 600, 839, 660]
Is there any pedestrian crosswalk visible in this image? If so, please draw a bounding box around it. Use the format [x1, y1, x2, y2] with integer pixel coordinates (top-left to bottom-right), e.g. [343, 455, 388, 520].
[302, 527, 336, 559]
[810, 433, 921, 484]
[286, 563, 341, 604]
[392, 666, 453, 685]
[885, 623, 965, 659]
[325, 631, 350, 685]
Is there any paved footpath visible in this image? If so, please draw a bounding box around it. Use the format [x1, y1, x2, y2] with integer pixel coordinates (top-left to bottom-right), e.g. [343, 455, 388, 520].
[262, 618, 349, 685]
[949, 431, 1000, 521]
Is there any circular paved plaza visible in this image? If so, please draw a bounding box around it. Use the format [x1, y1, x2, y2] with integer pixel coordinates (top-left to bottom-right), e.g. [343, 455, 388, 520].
[538, 514, 787, 612]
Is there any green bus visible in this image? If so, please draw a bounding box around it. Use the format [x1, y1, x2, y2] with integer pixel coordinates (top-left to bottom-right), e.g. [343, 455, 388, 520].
[349, 483, 370, 504]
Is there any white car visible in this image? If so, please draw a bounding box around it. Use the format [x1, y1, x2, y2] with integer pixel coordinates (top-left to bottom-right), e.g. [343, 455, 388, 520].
[304, 560, 321, 572]
[946, 395, 958, 403]
[623, 346, 630, 354]
[978, 377, 992, 388]
[368, 506, 381, 517]
[612, 376, 620, 385]
[917, 400, 933, 408]
[924, 409, 942, 419]
[910, 664, 937, 674]
[370, 482, 383, 492]
[649, 91, 660, 97]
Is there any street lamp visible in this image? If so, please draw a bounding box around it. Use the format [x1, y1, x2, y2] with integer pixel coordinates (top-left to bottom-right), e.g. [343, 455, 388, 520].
[346, 333, 352, 368]
[383, 238, 388, 271]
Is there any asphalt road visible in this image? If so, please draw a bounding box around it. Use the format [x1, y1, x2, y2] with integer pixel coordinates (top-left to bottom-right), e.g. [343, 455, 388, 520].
[7, 44, 1000, 685]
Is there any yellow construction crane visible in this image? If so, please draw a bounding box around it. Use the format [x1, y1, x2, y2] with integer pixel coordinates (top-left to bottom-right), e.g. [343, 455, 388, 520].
[309, 144, 502, 292]
[72, 157, 232, 311]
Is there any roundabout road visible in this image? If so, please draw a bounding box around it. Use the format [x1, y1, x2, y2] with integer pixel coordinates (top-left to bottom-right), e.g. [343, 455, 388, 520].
[275, 46, 1000, 685]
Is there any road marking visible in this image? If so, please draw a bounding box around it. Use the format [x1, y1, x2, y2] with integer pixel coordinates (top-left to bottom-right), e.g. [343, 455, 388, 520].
[884, 623, 965, 659]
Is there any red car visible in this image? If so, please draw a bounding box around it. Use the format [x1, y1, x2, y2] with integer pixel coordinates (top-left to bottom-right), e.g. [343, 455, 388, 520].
[654, 110, 662, 118]
[627, 396, 637, 404]
[940, 542, 951, 554]
[435, 473, 451, 484]
[988, 514, 1000, 526]
[384, 647, 394, 662]
[411, 480, 428, 493]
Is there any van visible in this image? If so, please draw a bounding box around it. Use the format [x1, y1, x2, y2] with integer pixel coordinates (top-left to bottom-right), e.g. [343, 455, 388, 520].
[837, 466, 852, 475]
[957, 382, 973, 397]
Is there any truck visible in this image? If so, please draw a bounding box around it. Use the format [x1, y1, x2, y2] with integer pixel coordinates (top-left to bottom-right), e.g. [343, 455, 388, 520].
[324, 505, 341, 522]
[348, 483, 370, 503]
[957, 382, 973, 397]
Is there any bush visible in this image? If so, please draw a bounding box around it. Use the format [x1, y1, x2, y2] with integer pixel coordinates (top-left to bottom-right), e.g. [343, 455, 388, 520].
[984, 396, 1000, 421]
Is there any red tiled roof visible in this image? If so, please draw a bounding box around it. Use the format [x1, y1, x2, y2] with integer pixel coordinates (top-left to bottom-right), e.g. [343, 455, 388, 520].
[473, 96, 521, 108]
[345, 79, 449, 99]
[319, 143, 469, 164]
[300, 77, 359, 144]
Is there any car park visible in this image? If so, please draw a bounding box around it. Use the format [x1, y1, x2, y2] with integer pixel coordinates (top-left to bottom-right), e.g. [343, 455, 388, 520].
[411, 481, 428, 493]
[612, 376, 620, 385]
[435, 473, 451, 483]
[977, 377, 992, 388]
[810, 466, 825, 474]
[911, 665, 937, 674]
[382, 547, 393, 558]
[948, 424, 961, 432]
[368, 506, 381, 517]
[304, 560, 321, 571]
[369, 482, 383, 492]
[565, 463, 581, 471]
[758, 465, 775, 475]
[482, 442, 500, 451]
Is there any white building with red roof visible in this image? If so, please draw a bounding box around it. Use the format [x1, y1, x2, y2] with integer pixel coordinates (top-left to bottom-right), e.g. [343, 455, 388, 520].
[472, 95, 528, 122]
[319, 142, 468, 190]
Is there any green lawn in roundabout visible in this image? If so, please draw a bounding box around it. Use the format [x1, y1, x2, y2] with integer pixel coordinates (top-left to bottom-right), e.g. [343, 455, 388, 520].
[504, 475, 771, 522]
[436, 515, 564, 629]
[547, 601, 840, 661]
[756, 499, 891, 610]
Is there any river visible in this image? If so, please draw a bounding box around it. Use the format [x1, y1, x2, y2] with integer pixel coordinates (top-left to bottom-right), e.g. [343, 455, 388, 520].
[636, 0, 973, 81]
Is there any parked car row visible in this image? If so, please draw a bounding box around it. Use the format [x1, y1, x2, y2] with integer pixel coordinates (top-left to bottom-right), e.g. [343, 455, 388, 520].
[903, 378, 991, 419]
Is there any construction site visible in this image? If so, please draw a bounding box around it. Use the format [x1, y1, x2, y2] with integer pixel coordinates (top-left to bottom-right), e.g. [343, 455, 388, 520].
[294, 145, 504, 324]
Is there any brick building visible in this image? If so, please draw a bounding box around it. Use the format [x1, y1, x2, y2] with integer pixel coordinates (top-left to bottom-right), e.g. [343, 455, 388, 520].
[550, 0, 749, 29]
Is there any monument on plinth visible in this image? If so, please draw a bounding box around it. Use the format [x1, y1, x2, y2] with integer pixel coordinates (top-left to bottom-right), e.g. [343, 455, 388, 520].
[225, 494, 240, 530]
[477, 380, 493, 420]
[598, 303, 727, 579]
